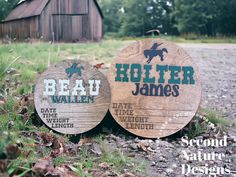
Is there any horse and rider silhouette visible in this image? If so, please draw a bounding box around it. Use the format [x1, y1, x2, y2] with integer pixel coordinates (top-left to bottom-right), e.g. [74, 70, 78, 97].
[65, 63, 84, 78]
[144, 43, 168, 64]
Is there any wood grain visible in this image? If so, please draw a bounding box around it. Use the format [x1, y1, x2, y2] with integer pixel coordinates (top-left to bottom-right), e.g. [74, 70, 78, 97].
[108, 39, 201, 138]
[34, 60, 111, 134]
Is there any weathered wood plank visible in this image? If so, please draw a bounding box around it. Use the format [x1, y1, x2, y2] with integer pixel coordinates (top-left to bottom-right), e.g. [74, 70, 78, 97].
[34, 60, 111, 135]
[109, 39, 202, 138]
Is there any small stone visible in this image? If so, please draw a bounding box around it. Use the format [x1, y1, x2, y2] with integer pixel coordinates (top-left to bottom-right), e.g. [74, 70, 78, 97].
[159, 156, 167, 163]
[134, 137, 140, 143]
[129, 143, 138, 150]
[91, 143, 102, 155]
[166, 168, 174, 173]
[172, 163, 177, 168]
[7, 121, 14, 129]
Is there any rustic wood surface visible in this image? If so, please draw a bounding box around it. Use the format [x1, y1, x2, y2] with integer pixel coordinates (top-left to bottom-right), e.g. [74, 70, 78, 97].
[108, 39, 202, 138]
[34, 60, 111, 134]
[0, 0, 103, 42]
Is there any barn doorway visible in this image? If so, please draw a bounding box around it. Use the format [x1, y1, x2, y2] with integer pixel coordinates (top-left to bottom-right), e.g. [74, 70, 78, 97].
[52, 15, 84, 42]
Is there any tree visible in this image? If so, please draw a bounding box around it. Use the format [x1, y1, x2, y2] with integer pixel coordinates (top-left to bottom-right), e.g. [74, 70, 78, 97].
[97, 0, 124, 33]
[215, 0, 236, 35]
[171, 0, 219, 36]
[120, 0, 177, 36]
[0, 0, 19, 21]
[98, 0, 236, 37]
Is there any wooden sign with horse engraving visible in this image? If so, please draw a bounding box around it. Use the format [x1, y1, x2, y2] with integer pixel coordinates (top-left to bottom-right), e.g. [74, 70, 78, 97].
[34, 60, 111, 134]
[109, 39, 201, 138]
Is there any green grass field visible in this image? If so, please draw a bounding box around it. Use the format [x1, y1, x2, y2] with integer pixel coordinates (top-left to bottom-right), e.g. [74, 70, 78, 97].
[0, 39, 133, 95]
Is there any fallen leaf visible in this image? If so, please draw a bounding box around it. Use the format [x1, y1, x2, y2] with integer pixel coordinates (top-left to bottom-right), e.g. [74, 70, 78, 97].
[99, 162, 109, 170]
[52, 137, 64, 150]
[20, 94, 34, 107]
[50, 137, 65, 157]
[40, 132, 54, 146]
[6, 144, 21, 159]
[21, 150, 33, 158]
[147, 147, 155, 152]
[93, 63, 104, 69]
[32, 158, 54, 175]
[137, 143, 147, 152]
[120, 172, 135, 177]
[0, 160, 8, 173]
[78, 137, 93, 147]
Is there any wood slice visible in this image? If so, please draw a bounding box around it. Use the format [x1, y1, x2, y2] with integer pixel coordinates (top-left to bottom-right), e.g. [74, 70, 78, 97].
[34, 60, 111, 134]
[108, 39, 201, 138]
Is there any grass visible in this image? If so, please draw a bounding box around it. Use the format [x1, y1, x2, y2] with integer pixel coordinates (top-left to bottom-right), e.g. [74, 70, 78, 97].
[203, 109, 229, 127]
[186, 121, 207, 138]
[0, 40, 132, 96]
[77, 140, 147, 176]
[185, 109, 229, 138]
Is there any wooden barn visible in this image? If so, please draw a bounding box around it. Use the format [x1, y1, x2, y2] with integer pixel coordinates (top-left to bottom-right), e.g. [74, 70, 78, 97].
[0, 0, 104, 42]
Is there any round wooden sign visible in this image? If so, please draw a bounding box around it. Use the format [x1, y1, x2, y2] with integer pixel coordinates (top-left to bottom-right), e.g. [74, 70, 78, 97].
[109, 39, 201, 138]
[34, 60, 111, 134]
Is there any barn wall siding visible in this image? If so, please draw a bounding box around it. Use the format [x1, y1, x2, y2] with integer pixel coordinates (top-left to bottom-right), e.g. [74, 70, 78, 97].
[1, 0, 103, 42]
[39, 0, 54, 40]
[56, 0, 88, 14]
[40, 0, 90, 41]
[90, 0, 103, 41]
[0, 17, 39, 40]
[0, 24, 2, 38]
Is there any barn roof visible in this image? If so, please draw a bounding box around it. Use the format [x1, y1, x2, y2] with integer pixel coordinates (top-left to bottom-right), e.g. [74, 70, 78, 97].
[3, 0, 103, 22]
[4, 0, 49, 22]
[93, 0, 104, 18]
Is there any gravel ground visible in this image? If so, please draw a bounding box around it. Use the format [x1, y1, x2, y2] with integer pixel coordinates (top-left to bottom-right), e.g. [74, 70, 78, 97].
[179, 43, 236, 120]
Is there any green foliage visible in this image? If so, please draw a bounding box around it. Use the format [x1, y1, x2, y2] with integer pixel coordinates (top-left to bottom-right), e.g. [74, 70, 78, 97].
[187, 122, 207, 138]
[171, 0, 217, 35]
[0, 0, 20, 21]
[98, 0, 236, 36]
[69, 165, 90, 177]
[203, 109, 229, 127]
[98, 0, 178, 36]
[53, 155, 68, 166]
[97, 0, 123, 33]
[106, 0, 176, 36]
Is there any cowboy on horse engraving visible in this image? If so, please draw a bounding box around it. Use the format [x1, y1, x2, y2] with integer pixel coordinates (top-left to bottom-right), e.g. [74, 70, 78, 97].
[65, 63, 84, 78]
[144, 43, 168, 63]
